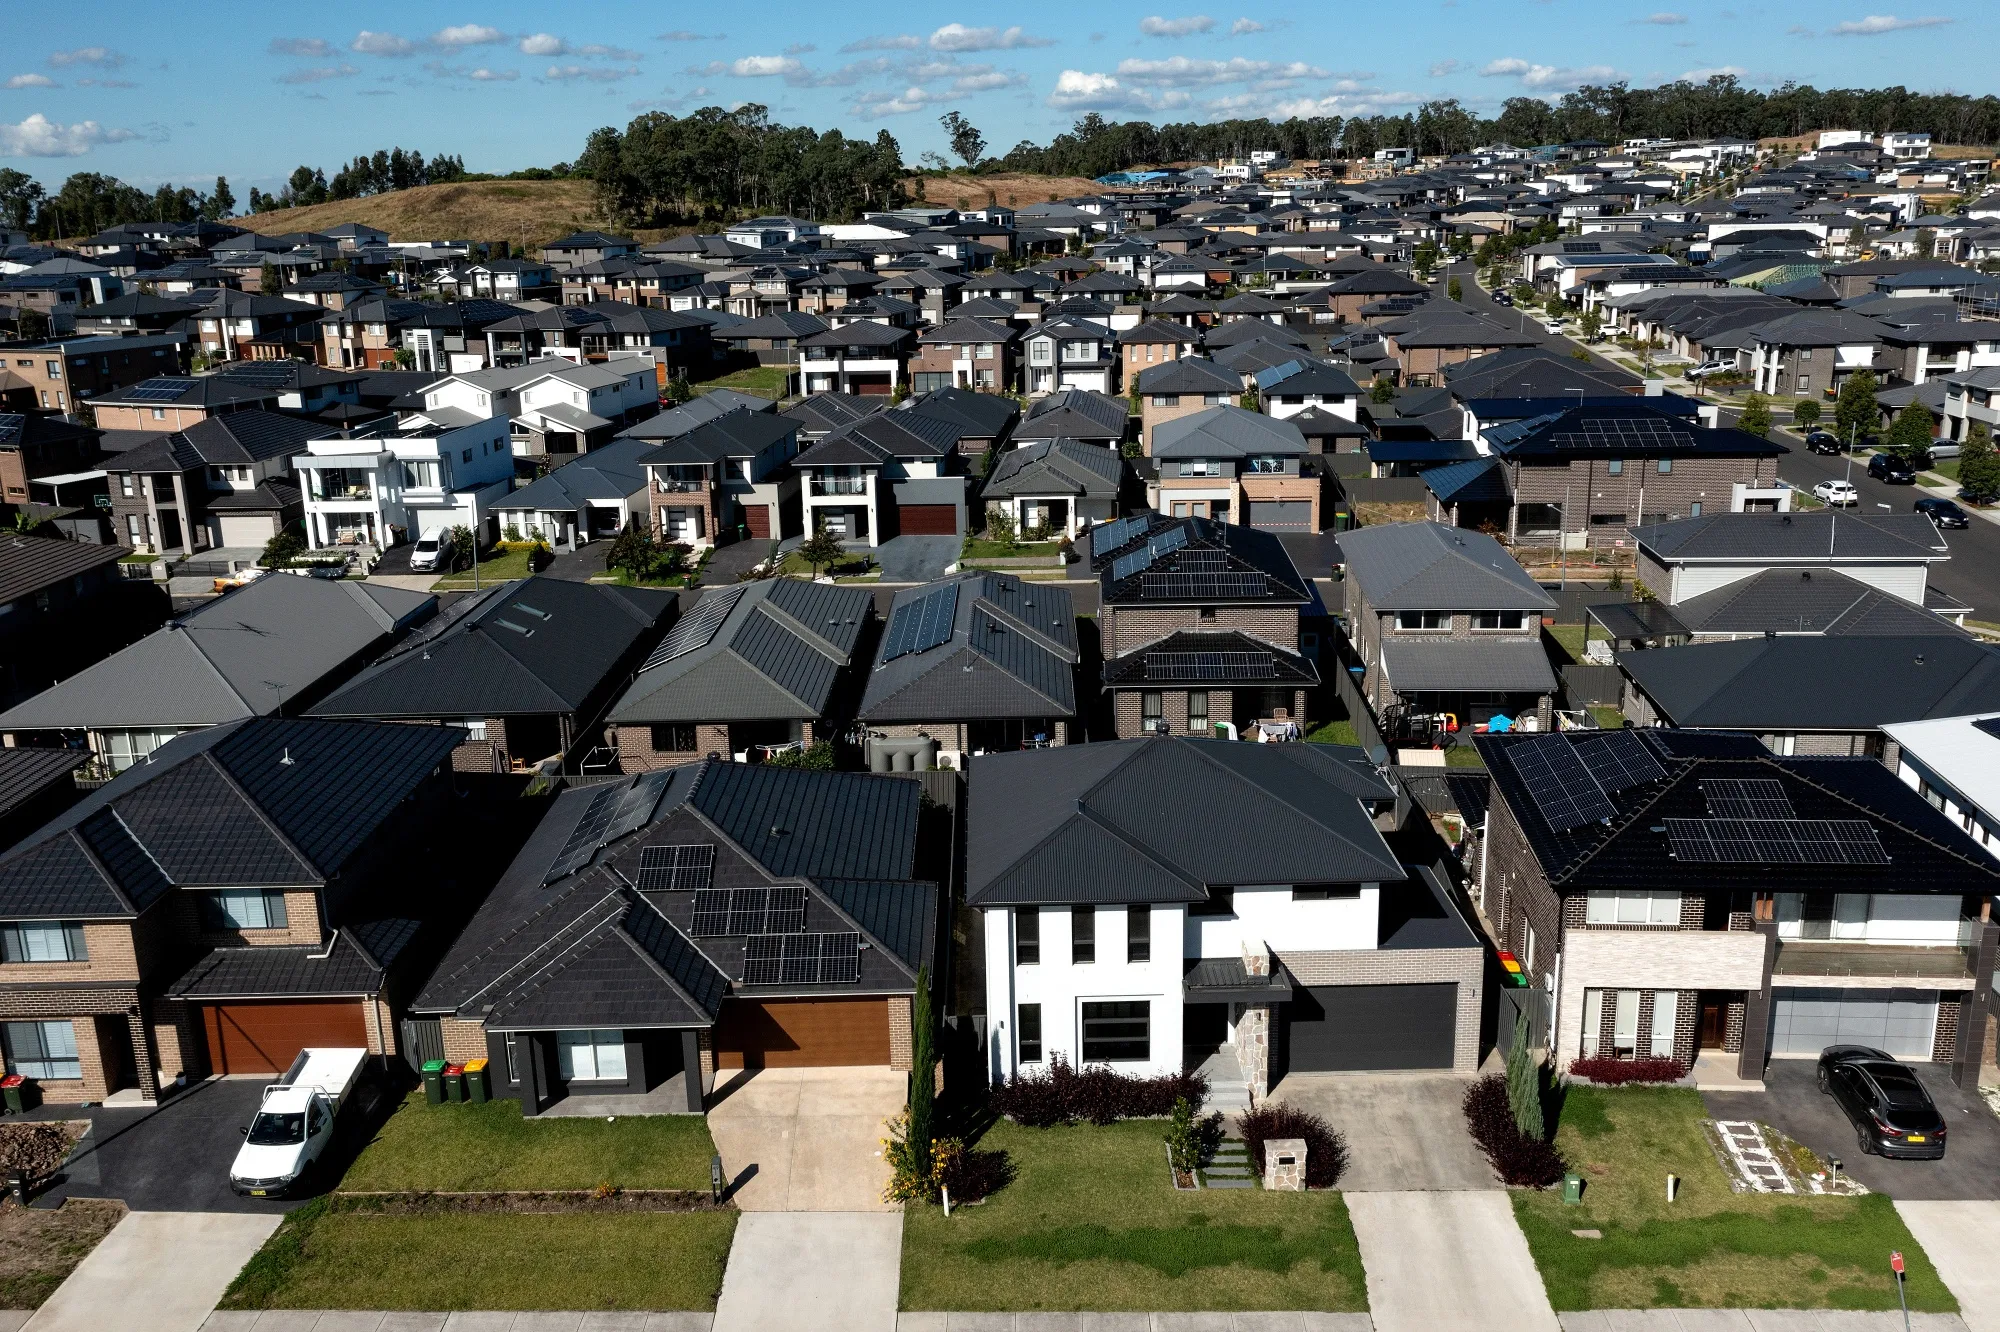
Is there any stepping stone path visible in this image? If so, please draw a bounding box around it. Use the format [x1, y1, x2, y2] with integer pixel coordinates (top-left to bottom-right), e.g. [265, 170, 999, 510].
[1204, 1137, 1256, 1189]
[1714, 1119, 1794, 1193]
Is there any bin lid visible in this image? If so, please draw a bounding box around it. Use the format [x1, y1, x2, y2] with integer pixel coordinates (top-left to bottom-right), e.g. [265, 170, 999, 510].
[0, 1073, 23, 1088]
[464, 1058, 489, 1071]
[443, 1063, 464, 1075]
[421, 1060, 447, 1072]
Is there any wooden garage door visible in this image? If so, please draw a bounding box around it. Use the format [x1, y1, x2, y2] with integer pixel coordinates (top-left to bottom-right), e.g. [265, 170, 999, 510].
[1284, 983, 1457, 1072]
[203, 1001, 368, 1076]
[744, 504, 772, 540]
[898, 505, 959, 535]
[715, 998, 890, 1068]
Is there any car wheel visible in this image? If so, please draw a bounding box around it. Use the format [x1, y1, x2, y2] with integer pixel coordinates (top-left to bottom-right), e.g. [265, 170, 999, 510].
[1857, 1123, 1874, 1156]
[1817, 1068, 1829, 1093]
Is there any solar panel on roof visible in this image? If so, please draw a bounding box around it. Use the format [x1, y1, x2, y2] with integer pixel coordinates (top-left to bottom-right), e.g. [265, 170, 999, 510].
[638, 843, 716, 893]
[1111, 546, 1156, 582]
[119, 379, 195, 402]
[1510, 734, 1618, 832]
[1093, 515, 1144, 553]
[1701, 777, 1796, 820]
[1549, 419, 1697, 451]
[1139, 572, 1267, 600]
[643, 585, 746, 671]
[742, 931, 862, 985]
[690, 885, 806, 935]
[1574, 730, 1668, 793]
[1173, 550, 1230, 572]
[1144, 650, 1278, 681]
[1665, 817, 1888, 865]
[604, 769, 673, 842]
[880, 582, 960, 662]
[1152, 525, 1189, 557]
[543, 785, 620, 883]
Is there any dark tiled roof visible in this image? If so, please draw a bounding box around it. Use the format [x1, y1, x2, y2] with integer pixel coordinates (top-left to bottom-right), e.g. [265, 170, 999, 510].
[166, 933, 390, 999]
[1093, 513, 1310, 606]
[1340, 522, 1554, 612]
[1673, 569, 1963, 638]
[860, 573, 1079, 724]
[1620, 635, 2000, 730]
[0, 536, 127, 605]
[1101, 630, 1318, 689]
[982, 438, 1123, 499]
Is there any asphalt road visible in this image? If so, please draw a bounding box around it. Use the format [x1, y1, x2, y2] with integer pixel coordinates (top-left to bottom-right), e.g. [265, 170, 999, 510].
[1445, 260, 1642, 387]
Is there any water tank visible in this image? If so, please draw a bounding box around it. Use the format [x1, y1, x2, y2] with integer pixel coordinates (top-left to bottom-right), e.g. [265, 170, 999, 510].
[867, 734, 939, 773]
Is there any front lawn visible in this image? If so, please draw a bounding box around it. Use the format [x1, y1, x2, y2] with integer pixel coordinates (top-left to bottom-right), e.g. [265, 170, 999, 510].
[1514, 1086, 1955, 1312]
[430, 546, 540, 589]
[0, 1197, 125, 1309]
[693, 365, 791, 400]
[340, 1092, 719, 1192]
[222, 1197, 735, 1312]
[899, 1120, 1367, 1312]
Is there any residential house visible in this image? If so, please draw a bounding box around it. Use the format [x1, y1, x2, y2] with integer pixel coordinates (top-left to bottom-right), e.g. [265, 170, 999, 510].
[605, 580, 874, 771]
[443, 258, 559, 303]
[724, 217, 825, 251]
[1022, 316, 1118, 396]
[1012, 389, 1130, 453]
[1940, 367, 2000, 444]
[0, 413, 100, 510]
[187, 291, 329, 363]
[794, 410, 970, 543]
[1117, 319, 1199, 384]
[309, 576, 675, 774]
[1380, 311, 1541, 386]
[105, 410, 332, 555]
[798, 321, 914, 397]
[0, 573, 435, 774]
[1134, 356, 1240, 455]
[1339, 522, 1559, 734]
[859, 573, 1079, 770]
[972, 738, 1483, 1101]
[540, 232, 640, 270]
[909, 317, 1019, 394]
[408, 761, 936, 1114]
[634, 408, 803, 547]
[1746, 311, 1892, 400]
[4, 336, 185, 416]
[981, 439, 1124, 539]
[1152, 405, 1318, 531]
[294, 412, 513, 551]
[70, 293, 201, 339]
[1256, 360, 1362, 424]
[492, 436, 653, 547]
[900, 387, 1020, 464]
[1881, 713, 2000, 862]
[1092, 513, 1319, 738]
[1474, 726, 1999, 1086]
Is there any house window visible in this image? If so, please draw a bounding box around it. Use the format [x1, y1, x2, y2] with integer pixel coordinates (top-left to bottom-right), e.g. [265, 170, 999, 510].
[0, 922, 87, 963]
[1127, 906, 1150, 963]
[1141, 691, 1164, 733]
[1189, 886, 1234, 917]
[1470, 611, 1528, 631]
[202, 889, 290, 932]
[1612, 989, 1640, 1053]
[1689, 502, 1702, 517]
[1187, 691, 1208, 731]
[120, 475, 133, 497]
[556, 1029, 627, 1082]
[1606, 459, 1623, 475]
[1030, 341, 1052, 365]
[1650, 990, 1679, 1058]
[1080, 1000, 1150, 1063]
[0, 1020, 79, 1080]
[1015, 907, 1040, 965]
[99, 728, 180, 773]
[1179, 459, 1221, 477]
[504, 1034, 520, 1083]
[1584, 889, 1679, 925]
[651, 724, 697, 753]
[1657, 458, 1673, 474]
[451, 719, 488, 742]
[1396, 611, 1449, 631]
[1581, 989, 1601, 1055]
[1072, 905, 1096, 964]
[1150, 395, 1180, 408]
[1017, 1003, 1043, 1063]
[151, 407, 165, 421]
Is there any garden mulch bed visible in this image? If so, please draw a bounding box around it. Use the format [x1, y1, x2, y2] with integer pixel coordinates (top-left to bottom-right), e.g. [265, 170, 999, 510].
[0, 1121, 88, 1185]
[332, 1189, 726, 1215]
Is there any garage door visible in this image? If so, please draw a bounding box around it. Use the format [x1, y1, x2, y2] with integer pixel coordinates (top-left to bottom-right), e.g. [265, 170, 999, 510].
[1769, 987, 1939, 1059]
[217, 514, 277, 548]
[898, 505, 959, 536]
[1285, 983, 1457, 1072]
[715, 998, 890, 1068]
[1247, 500, 1313, 531]
[203, 1001, 368, 1076]
[744, 504, 771, 540]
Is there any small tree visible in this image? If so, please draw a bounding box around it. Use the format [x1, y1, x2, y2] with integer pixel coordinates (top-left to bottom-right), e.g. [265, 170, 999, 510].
[1578, 309, 1602, 341]
[797, 522, 847, 578]
[259, 525, 306, 569]
[1238, 385, 1260, 411]
[664, 375, 694, 406]
[445, 524, 475, 572]
[607, 519, 661, 582]
[16, 307, 49, 343]
[940, 111, 986, 168]
[906, 966, 937, 1185]
[1370, 377, 1396, 404]
[1737, 393, 1772, 440]
[1505, 1010, 1544, 1141]
[984, 504, 1018, 547]
[1958, 421, 2000, 505]
[1834, 369, 1878, 446]
[259, 261, 281, 297]
[1447, 276, 1463, 303]
[1885, 401, 1935, 469]
[1792, 399, 1821, 430]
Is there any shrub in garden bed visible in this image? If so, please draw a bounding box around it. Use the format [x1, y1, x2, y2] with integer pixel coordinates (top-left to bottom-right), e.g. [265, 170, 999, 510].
[1238, 1104, 1348, 1189]
[1463, 1074, 1566, 1187]
[988, 1055, 1207, 1126]
[1567, 1056, 1684, 1086]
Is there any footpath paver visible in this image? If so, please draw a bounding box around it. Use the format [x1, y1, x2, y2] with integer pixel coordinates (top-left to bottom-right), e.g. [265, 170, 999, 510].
[711, 1212, 902, 1332]
[25, 1210, 279, 1332]
[1345, 1191, 1558, 1332]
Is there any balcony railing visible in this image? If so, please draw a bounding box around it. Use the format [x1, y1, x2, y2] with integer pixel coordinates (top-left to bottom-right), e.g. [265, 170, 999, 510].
[656, 479, 706, 493]
[1773, 938, 1978, 983]
[811, 478, 868, 496]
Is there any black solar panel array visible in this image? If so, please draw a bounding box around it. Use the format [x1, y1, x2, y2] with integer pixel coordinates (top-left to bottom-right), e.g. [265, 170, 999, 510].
[1549, 419, 1697, 451]
[644, 586, 746, 671]
[1111, 545, 1155, 582]
[118, 378, 196, 402]
[1139, 572, 1267, 600]
[544, 785, 621, 883]
[880, 583, 960, 661]
[1574, 730, 1669, 793]
[637, 843, 716, 893]
[690, 885, 807, 935]
[1665, 818, 1890, 865]
[1144, 650, 1278, 681]
[605, 769, 673, 842]
[1093, 515, 1146, 554]
[742, 930, 862, 985]
[1700, 778, 1796, 820]
[1510, 735, 1618, 832]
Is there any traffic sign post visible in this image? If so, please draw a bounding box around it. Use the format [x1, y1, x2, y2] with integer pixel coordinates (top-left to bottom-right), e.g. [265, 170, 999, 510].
[1891, 1251, 1909, 1332]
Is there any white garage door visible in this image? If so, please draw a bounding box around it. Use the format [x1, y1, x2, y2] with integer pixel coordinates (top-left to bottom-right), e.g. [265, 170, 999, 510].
[216, 514, 276, 548]
[1769, 987, 1938, 1059]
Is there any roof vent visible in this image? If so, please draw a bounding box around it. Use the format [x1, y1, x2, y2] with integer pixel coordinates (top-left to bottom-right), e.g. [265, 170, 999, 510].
[1915, 654, 1925, 666]
[769, 824, 790, 838]
[495, 619, 532, 636]
[278, 748, 295, 767]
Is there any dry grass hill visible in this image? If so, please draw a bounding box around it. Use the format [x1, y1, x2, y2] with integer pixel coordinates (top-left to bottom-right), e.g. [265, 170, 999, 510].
[905, 171, 1106, 209]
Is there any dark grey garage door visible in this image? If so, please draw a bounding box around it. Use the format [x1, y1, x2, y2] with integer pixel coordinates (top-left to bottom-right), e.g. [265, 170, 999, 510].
[1247, 500, 1313, 531]
[1285, 983, 1457, 1072]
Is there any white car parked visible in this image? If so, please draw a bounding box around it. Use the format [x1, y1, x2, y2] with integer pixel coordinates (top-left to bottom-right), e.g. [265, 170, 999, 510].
[408, 526, 448, 572]
[1813, 479, 1859, 507]
[1684, 359, 1736, 380]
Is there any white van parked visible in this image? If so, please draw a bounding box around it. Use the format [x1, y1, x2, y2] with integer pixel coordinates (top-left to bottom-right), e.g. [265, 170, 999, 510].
[229, 1048, 366, 1198]
[408, 526, 448, 572]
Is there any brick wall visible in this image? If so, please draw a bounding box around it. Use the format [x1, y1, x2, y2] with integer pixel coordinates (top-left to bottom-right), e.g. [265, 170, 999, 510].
[1511, 454, 1780, 547]
[1579, 986, 1699, 1067]
[0, 987, 140, 1102]
[441, 1016, 488, 1063]
[149, 997, 198, 1088]
[363, 998, 396, 1057]
[0, 922, 141, 986]
[1278, 946, 1484, 1072]
[889, 995, 913, 1071]
[191, 890, 324, 950]
[1933, 994, 1961, 1063]
[1103, 604, 1298, 656]
[697, 1028, 715, 1080]
[614, 722, 730, 772]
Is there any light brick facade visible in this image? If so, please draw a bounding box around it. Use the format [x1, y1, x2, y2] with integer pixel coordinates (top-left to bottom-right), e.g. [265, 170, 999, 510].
[888, 995, 913, 1072]
[1278, 946, 1484, 1072]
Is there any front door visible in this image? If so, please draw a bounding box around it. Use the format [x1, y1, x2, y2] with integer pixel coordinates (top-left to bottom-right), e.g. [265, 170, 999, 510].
[1699, 994, 1726, 1049]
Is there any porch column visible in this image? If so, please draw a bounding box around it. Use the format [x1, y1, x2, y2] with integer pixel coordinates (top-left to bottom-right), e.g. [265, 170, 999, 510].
[1736, 918, 1778, 1083]
[170, 473, 194, 556]
[1954, 920, 1996, 1092]
[680, 1029, 706, 1112]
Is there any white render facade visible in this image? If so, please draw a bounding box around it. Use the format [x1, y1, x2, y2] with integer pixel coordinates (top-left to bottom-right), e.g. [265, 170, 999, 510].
[294, 415, 512, 550]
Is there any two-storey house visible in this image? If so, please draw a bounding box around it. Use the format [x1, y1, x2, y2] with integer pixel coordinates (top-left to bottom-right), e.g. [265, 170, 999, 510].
[909, 317, 1019, 394]
[798, 322, 914, 397]
[294, 412, 513, 551]
[105, 411, 333, 555]
[1022, 315, 1118, 397]
[1134, 356, 1239, 455]
[1152, 405, 1318, 531]
[633, 408, 802, 548]
[793, 411, 970, 543]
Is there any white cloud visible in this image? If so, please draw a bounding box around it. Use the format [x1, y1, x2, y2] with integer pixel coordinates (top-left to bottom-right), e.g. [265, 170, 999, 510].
[77, 78, 137, 88]
[1479, 56, 1618, 89]
[519, 33, 567, 56]
[351, 31, 419, 57]
[5, 74, 58, 89]
[48, 47, 125, 69]
[278, 63, 361, 84]
[854, 85, 941, 115]
[0, 112, 138, 156]
[577, 43, 643, 60]
[468, 67, 517, 81]
[1255, 87, 1423, 116]
[1115, 55, 1326, 87]
[1230, 18, 1265, 34]
[269, 38, 333, 57]
[545, 64, 640, 82]
[433, 24, 505, 46]
[1829, 14, 1951, 33]
[727, 55, 805, 77]
[951, 68, 1025, 92]
[1676, 65, 1746, 81]
[1139, 15, 1215, 37]
[1046, 69, 1188, 112]
[929, 24, 1053, 52]
[1428, 58, 1462, 76]
[840, 34, 923, 51]
[1636, 11, 1689, 23]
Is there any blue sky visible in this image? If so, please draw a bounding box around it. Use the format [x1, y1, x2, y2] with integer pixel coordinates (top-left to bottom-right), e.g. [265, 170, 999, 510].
[2, 2, 1990, 193]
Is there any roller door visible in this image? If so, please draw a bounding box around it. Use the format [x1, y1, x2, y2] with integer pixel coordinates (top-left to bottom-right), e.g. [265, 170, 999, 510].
[217, 514, 278, 548]
[715, 998, 891, 1068]
[1247, 500, 1313, 531]
[1769, 987, 1938, 1059]
[744, 505, 771, 540]
[1284, 983, 1457, 1072]
[203, 1001, 369, 1076]
[897, 505, 960, 536]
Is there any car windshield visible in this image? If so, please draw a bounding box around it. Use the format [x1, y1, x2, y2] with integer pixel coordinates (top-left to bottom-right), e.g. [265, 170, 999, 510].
[246, 1111, 305, 1146]
[416, 539, 438, 552]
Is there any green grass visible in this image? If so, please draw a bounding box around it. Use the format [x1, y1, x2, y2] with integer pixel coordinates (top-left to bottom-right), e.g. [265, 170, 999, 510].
[1544, 624, 1587, 665]
[776, 550, 876, 579]
[221, 1196, 736, 1312]
[431, 546, 540, 589]
[693, 365, 791, 400]
[338, 1092, 720, 1192]
[1514, 1086, 1956, 1312]
[899, 1120, 1366, 1312]
[1444, 744, 1487, 767]
[1306, 718, 1361, 746]
[961, 538, 1060, 560]
[1588, 705, 1626, 730]
[1931, 459, 1961, 482]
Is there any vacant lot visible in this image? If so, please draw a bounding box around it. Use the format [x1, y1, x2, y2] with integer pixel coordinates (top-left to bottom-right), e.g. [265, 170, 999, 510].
[0, 1197, 126, 1309]
[907, 171, 1107, 208]
[900, 1119, 1367, 1312]
[1514, 1086, 1955, 1311]
[229, 179, 651, 252]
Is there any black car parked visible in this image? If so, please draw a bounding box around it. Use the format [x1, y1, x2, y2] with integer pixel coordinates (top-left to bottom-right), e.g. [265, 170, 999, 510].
[1818, 1045, 1947, 1159]
[1868, 452, 1918, 484]
[1805, 431, 1844, 455]
[1916, 496, 1971, 529]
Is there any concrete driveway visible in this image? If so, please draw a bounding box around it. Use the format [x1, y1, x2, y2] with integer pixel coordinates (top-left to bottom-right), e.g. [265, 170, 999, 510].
[871, 536, 960, 584]
[1896, 1201, 2000, 1332]
[24, 1211, 279, 1332]
[1270, 1072, 1495, 1191]
[713, 1212, 902, 1332]
[1347, 1191, 1559, 1332]
[704, 1066, 903, 1211]
[1703, 1060, 2000, 1200]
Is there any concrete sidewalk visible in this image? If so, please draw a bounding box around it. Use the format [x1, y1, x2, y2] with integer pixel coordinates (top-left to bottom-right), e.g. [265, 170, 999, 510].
[1559, 1315, 1967, 1332]
[1895, 1200, 2000, 1332]
[1345, 1191, 1558, 1332]
[712, 1212, 902, 1332]
[26, 1211, 280, 1332]
[202, 1315, 712, 1330]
